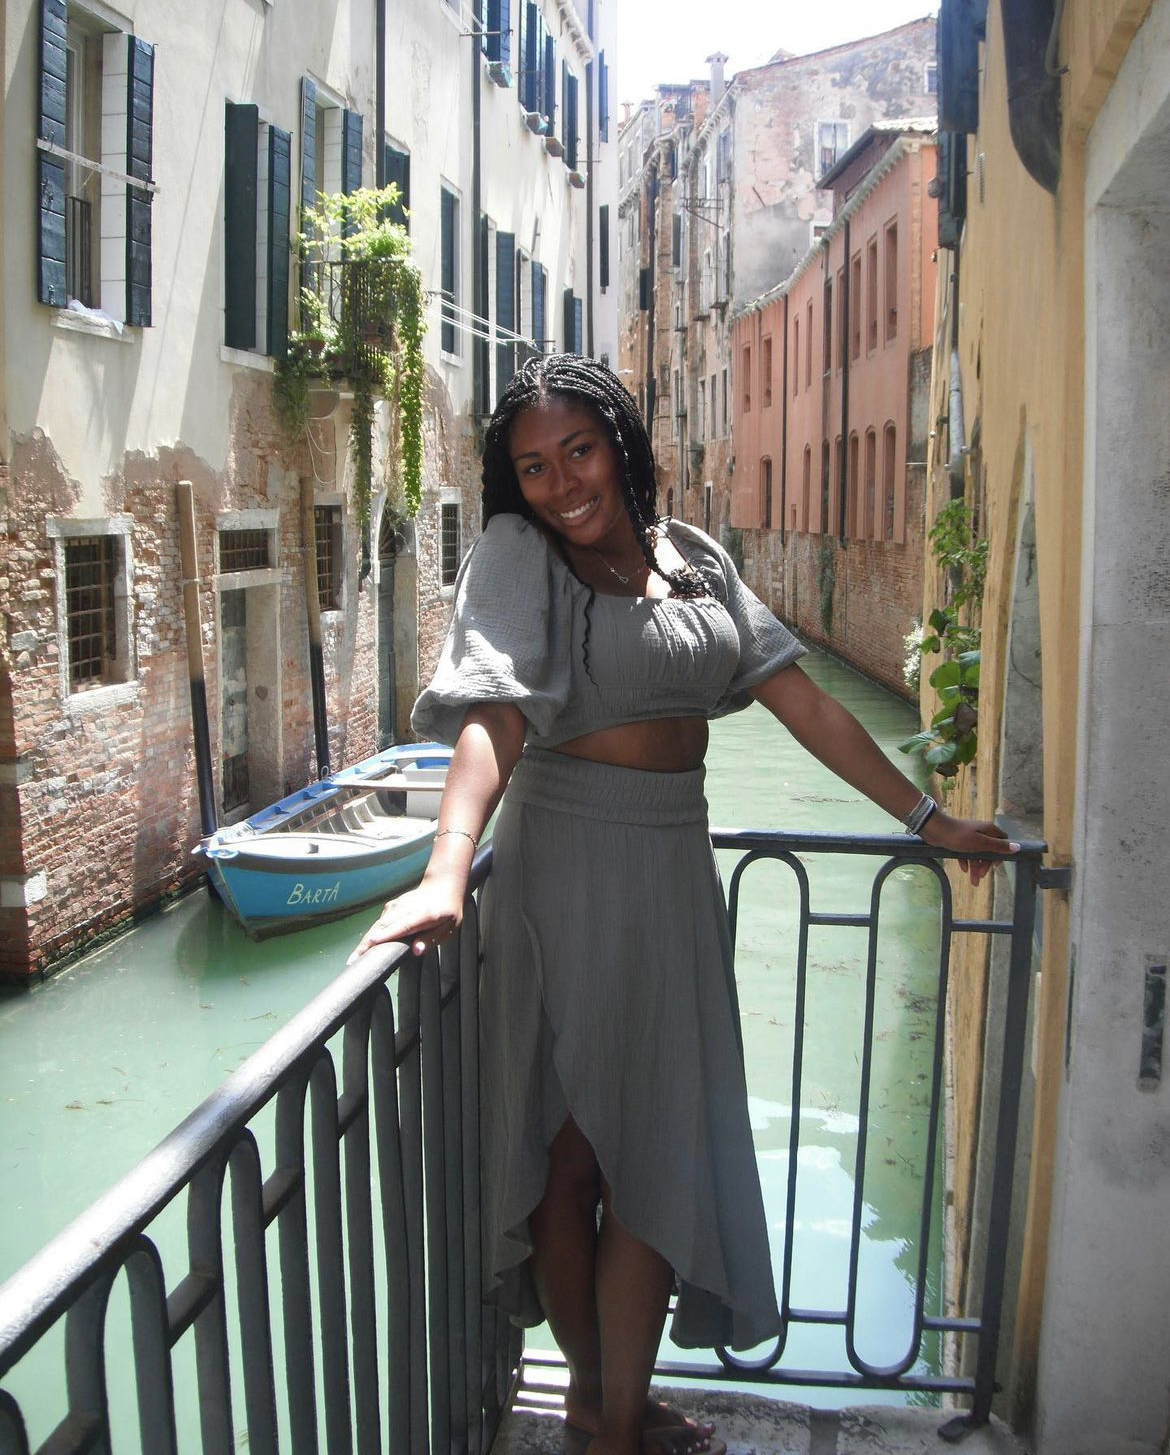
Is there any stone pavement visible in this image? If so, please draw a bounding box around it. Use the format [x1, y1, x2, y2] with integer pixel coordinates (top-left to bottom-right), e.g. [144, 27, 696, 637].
[491, 1384, 1032, 1455]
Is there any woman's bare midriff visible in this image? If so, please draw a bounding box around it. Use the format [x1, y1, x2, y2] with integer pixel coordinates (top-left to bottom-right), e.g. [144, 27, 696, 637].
[553, 716, 709, 773]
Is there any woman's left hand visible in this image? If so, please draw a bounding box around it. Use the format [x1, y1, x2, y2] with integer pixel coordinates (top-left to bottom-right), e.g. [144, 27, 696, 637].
[919, 809, 1019, 886]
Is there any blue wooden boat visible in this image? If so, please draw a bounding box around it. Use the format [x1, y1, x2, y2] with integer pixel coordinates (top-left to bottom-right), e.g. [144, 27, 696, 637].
[198, 742, 453, 937]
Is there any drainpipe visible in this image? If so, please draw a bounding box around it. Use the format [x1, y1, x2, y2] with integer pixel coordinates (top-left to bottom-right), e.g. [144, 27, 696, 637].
[947, 265, 966, 499]
[176, 481, 218, 836]
[472, 7, 483, 415]
[837, 217, 851, 541]
[375, 0, 385, 187]
[585, 0, 595, 356]
[779, 291, 788, 549]
[644, 166, 658, 432]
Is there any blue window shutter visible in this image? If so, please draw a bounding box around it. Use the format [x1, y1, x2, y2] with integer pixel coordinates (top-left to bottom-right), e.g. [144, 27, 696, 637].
[566, 72, 578, 169]
[125, 36, 155, 327]
[499, 0, 511, 65]
[573, 296, 583, 354]
[342, 110, 363, 193]
[543, 33, 556, 129]
[224, 102, 258, 350]
[38, 0, 68, 305]
[486, 0, 510, 64]
[531, 259, 545, 349]
[561, 61, 568, 152]
[299, 77, 317, 297]
[562, 288, 574, 352]
[383, 144, 409, 228]
[523, 5, 539, 113]
[599, 51, 609, 142]
[267, 126, 291, 357]
[496, 231, 516, 395]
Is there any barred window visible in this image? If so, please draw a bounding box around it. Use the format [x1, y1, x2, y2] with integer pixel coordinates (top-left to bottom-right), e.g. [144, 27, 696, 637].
[315, 506, 343, 611]
[440, 502, 461, 587]
[64, 536, 118, 691]
[219, 529, 271, 572]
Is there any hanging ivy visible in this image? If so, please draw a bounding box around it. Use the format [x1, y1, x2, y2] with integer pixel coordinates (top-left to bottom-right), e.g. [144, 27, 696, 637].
[274, 183, 427, 570]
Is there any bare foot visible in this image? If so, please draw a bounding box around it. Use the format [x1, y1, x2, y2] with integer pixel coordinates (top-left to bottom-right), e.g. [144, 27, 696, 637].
[566, 1395, 719, 1454]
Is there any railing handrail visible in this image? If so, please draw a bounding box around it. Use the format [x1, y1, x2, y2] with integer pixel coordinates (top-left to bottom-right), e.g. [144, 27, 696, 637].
[710, 828, 1047, 859]
[0, 850, 494, 1377]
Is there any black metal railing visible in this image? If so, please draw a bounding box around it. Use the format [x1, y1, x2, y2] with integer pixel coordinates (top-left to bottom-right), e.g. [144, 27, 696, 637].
[0, 833, 1053, 1451]
[0, 851, 518, 1455]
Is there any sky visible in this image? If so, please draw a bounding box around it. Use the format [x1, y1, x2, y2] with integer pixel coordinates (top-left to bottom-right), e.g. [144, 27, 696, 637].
[614, 1, 939, 110]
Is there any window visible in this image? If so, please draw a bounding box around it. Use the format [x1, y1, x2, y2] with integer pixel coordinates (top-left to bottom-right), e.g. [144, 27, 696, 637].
[563, 65, 579, 170]
[816, 121, 849, 177]
[224, 104, 292, 356]
[802, 446, 812, 530]
[864, 429, 877, 538]
[806, 299, 813, 388]
[885, 220, 899, 342]
[599, 204, 610, 289]
[760, 458, 773, 529]
[562, 288, 583, 353]
[315, 505, 342, 611]
[383, 142, 410, 229]
[496, 229, 516, 398]
[219, 528, 271, 571]
[440, 185, 460, 355]
[721, 370, 728, 436]
[37, 5, 155, 323]
[866, 236, 878, 352]
[698, 378, 706, 440]
[484, 0, 512, 64]
[531, 259, 548, 351]
[833, 436, 844, 532]
[850, 252, 861, 360]
[792, 316, 800, 397]
[847, 432, 859, 536]
[925, 61, 938, 95]
[762, 335, 772, 408]
[64, 537, 117, 690]
[672, 214, 682, 269]
[742, 345, 751, 412]
[704, 482, 712, 534]
[883, 423, 897, 540]
[440, 501, 461, 587]
[820, 441, 831, 533]
[823, 278, 833, 373]
[599, 50, 610, 142]
[297, 79, 360, 325]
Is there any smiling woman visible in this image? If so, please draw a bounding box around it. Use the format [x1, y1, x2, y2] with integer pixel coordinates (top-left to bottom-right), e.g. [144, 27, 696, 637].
[348, 353, 1011, 1455]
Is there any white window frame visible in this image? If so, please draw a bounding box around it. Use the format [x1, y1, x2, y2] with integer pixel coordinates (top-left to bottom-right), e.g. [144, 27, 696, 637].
[47, 514, 138, 710]
[439, 180, 463, 364]
[439, 490, 462, 596]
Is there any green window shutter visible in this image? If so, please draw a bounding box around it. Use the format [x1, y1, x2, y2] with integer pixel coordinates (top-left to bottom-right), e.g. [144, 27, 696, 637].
[475, 214, 490, 413]
[224, 102, 258, 350]
[267, 126, 292, 358]
[599, 51, 609, 142]
[37, 0, 67, 306]
[566, 72, 578, 169]
[342, 110, 363, 193]
[440, 188, 457, 353]
[562, 287, 574, 352]
[125, 36, 155, 327]
[383, 144, 409, 228]
[573, 296, 583, 354]
[299, 77, 317, 297]
[531, 259, 545, 349]
[599, 204, 610, 288]
[496, 231, 516, 395]
[561, 61, 568, 153]
[543, 33, 556, 129]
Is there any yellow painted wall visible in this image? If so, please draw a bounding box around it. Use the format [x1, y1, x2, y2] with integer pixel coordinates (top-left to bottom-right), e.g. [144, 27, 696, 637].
[923, 0, 1154, 1422]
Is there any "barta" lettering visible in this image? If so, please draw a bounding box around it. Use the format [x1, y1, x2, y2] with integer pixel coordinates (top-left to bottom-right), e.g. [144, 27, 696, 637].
[287, 881, 342, 906]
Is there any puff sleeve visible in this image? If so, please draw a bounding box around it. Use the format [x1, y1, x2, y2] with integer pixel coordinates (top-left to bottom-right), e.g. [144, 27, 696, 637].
[410, 513, 574, 746]
[670, 521, 807, 713]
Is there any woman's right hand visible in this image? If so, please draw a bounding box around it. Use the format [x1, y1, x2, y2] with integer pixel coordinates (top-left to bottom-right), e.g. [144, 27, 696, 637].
[346, 874, 465, 966]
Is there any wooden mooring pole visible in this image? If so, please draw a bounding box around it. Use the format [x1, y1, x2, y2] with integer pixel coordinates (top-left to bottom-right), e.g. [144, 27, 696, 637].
[176, 480, 218, 837]
[301, 479, 331, 777]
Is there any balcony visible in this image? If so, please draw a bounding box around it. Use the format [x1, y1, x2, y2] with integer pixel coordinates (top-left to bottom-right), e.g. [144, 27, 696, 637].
[0, 824, 1045, 1454]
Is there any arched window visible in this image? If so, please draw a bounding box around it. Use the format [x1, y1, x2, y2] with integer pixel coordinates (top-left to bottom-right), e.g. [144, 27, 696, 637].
[802, 446, 812, 532]
[760, 457, 773, 528]
[864, 428, 877, 539]
[883, 422, 897, 540]
[820, 440, 831, 532]
[847, 432, 859, 537]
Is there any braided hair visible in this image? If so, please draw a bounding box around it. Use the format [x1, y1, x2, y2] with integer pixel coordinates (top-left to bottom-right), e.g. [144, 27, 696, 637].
[481, 353, 709, 601]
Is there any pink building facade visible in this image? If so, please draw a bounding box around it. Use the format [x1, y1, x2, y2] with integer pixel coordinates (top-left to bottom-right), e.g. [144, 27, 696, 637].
[731, 129, 937, 696]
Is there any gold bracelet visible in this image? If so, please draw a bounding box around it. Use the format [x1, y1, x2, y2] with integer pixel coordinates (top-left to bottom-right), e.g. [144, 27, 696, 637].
[434, 828, 478, 848]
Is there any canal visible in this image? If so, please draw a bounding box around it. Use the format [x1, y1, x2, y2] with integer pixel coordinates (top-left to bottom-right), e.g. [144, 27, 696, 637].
[0, 646, 942, 1435]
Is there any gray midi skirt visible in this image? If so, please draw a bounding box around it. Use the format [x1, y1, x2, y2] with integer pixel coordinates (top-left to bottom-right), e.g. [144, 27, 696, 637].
[479, 749, 781, 1351]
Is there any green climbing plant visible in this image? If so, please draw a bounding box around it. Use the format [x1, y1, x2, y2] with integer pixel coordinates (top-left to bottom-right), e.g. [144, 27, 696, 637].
[274, 182, 427, 564]
[899, 498, 988, 778]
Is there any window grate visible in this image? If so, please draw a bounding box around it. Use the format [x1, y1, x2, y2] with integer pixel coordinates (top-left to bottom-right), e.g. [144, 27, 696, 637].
[440, 503, 461, 587]
[315, 506, 342, 611]
[65, 537, 118, 691]
[219, 529, 271, 572]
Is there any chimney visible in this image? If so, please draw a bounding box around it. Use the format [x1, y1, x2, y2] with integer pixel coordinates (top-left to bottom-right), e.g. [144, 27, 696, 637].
[706, 51, 729, 98]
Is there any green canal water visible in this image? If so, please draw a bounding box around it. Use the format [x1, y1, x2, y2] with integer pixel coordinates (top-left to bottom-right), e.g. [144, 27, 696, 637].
[0, 648, 943, 1436]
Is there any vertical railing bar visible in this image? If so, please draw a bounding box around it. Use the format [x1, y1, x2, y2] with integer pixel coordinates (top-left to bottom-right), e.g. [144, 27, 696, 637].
[420, 945, 453, 1455]
[371, 991, 412, 1455]
[779, 856, 812, 1342]
[275, 1072, 320, 1455]
[906, 861, 954, 1368]
[228, 1132, 280, 1455]
[307, 1055, 353, 1455]
[342, 1004, 383, 1455]
[0, 1389, 32, 1455]
[965, 858, 1038, 1428]
[125, 1240, 179, 1455]
[460, 900, 485, 1455]
[843, 865, 884, 1375]
[187, 1157, 235, 1455]
[397, 957, 430, 1455]
[62, 1270, 115, 1455]
[439, 942, 470, 1450]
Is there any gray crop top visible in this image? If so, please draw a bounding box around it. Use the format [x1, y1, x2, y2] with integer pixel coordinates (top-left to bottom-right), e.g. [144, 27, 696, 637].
[411, 513, 806, 749]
